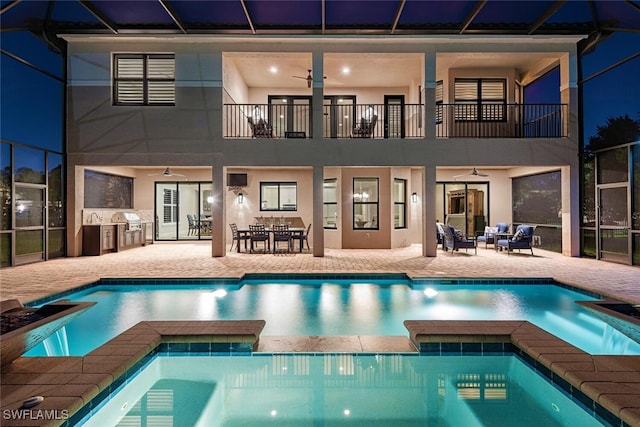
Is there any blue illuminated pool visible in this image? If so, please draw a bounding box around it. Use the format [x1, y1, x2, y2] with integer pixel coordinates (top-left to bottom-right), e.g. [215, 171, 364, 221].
[26, 276, 640, 356]
[78, 353, 609, 426]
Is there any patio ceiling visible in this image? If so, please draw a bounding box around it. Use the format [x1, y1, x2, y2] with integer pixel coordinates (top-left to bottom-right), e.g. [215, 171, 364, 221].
[2, 0, 639, 37]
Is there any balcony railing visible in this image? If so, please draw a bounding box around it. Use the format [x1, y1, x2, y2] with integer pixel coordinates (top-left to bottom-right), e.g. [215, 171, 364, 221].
[223, 103, 567, 139]
[436, 103, 567, 138]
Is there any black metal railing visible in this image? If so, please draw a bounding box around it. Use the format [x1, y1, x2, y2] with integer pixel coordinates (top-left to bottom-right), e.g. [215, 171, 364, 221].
[224, 103, 312, 139]
[436, 103, 567, 138]
[322, 103, 424, 139]
[224, 103, 566, 139]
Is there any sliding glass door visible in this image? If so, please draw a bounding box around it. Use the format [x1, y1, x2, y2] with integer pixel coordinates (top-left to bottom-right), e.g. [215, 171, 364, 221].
[154, 182, 212, 241]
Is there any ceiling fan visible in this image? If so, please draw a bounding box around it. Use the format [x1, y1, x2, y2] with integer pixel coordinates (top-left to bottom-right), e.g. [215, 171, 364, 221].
[148, 167, 187, 179]
[292, 69, 313, 88]
[453, 167, 489, 179]
[291, 69, 326, 88]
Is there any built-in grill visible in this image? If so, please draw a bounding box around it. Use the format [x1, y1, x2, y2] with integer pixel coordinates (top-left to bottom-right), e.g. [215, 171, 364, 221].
[111, 212, 142, 231]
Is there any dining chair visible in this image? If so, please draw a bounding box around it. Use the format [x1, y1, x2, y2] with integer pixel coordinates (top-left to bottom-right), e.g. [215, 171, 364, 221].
[272, 224, 292, 254]
[229, 223, 250, 252]
[186, 214, 198, 236]
[291, 223, 311, 252]
[249, 224, 270, 253]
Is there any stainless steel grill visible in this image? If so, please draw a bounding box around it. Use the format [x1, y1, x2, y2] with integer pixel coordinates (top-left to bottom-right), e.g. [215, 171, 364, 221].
[111, 212, 142, 231]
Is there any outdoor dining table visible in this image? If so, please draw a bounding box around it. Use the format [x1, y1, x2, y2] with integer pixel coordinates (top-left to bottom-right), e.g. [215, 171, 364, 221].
[236, 226, 306, 253]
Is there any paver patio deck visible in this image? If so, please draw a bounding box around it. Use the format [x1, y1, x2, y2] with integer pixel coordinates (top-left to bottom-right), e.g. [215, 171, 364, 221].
[1, 242, 638, 304]
[1, 243, 639, 426]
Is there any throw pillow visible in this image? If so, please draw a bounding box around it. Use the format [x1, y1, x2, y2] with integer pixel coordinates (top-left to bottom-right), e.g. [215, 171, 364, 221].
[486, 226, 498, 236]
[454, 229, 465, 241]
[512, 228, 525, 241]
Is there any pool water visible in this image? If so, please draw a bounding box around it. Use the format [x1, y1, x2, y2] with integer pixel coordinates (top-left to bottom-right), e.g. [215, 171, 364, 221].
[26, 279, 640, 356]
[79, 354, 607, 426]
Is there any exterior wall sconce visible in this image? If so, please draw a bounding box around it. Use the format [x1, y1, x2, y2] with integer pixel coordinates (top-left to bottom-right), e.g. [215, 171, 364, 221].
[411, 192, 418, 203]
[237, 192, 243, 204]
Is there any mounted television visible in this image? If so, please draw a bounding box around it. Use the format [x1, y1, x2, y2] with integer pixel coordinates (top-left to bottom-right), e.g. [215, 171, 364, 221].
[227, 173, 247, 187]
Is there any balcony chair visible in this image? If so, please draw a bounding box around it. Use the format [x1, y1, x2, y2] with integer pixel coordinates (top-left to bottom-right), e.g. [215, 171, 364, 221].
[272, 224, 292, 254]
[476, 222, 509, 248]
[229, 223, 250, 252]
[248, 116, 273, 138]
[496, 224, 536, 256]
[351, 115, 377, 138]
[249, 224, 270, 253]
[442, 225, 477, 255]
[291, 223, 311, 252]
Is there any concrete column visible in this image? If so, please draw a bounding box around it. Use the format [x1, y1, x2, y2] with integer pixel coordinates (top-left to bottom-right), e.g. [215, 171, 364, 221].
[562, 164, 581, 256]
[561, 49, 580, 256]
[312, 165, 325, 257]
[211, 158, 225, 257]
[560, 49, 579, 140]
[424, 51, 437, 140]
[66, 163, 84, 257]
[423, 166, 437, 257]
[312, 52, 324, 140]
[209, 51, 224, 148]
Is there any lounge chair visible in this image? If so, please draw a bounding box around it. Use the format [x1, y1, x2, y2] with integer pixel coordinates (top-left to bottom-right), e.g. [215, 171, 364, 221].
[248, 116, 273, 138]
[496, 224, 536, 255]
[476, 222, 509, 248]
[436, 222, 445, 250]
[351, 115, 377, 138]
[442, 225, 477, 255]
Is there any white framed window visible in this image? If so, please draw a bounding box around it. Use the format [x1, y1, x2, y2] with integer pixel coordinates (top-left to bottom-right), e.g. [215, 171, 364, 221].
[394, 178, 406, 229]
[323, 179, 337, 229]
[353, 178, 379, 230]
[114, 54, 175, 105]
[163, 188, 178, 224]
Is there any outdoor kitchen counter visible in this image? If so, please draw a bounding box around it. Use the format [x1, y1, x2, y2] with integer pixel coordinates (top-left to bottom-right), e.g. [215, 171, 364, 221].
[82, 223, 147, 256]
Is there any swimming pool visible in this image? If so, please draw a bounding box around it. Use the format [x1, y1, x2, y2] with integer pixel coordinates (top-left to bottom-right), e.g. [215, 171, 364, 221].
[26, 276, 640, 356]
[78, 353, 608, 426]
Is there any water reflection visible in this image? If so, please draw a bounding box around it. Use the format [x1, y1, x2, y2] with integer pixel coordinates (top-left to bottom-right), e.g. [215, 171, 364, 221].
[24, 282, 640, 356]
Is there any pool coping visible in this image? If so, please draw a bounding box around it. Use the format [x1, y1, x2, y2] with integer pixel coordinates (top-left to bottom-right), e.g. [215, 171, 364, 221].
[1, 319, 638, 427]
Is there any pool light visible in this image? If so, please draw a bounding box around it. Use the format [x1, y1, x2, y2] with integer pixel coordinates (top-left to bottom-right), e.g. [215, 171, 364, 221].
[270, 410, 277, 416]
[343, 409, 351, 416]
[424, 288, 438, 298]
[212, 289, 227, 298]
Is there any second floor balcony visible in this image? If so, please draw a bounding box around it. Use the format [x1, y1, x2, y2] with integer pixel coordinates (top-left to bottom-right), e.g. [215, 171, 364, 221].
[224, 102, 568, 140]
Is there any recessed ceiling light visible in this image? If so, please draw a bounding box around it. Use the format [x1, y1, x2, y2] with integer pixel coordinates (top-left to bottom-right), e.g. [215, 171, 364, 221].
[270, 66, 278, 74]
[342, 67, 350, 75]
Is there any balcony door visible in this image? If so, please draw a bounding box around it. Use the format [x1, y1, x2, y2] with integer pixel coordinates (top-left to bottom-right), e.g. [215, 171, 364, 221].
[268, 96, 311, 138]
[384, 95, 404, 138]
[324, 96, 355, 138]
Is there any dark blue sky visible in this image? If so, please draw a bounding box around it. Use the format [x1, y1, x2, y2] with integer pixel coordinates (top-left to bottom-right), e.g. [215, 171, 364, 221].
[581, 32, 640, 142]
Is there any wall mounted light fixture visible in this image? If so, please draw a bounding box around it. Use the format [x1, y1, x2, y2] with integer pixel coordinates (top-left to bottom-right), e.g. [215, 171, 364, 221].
[411, 192, 418, 203]
[237, 192, 243, 204]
